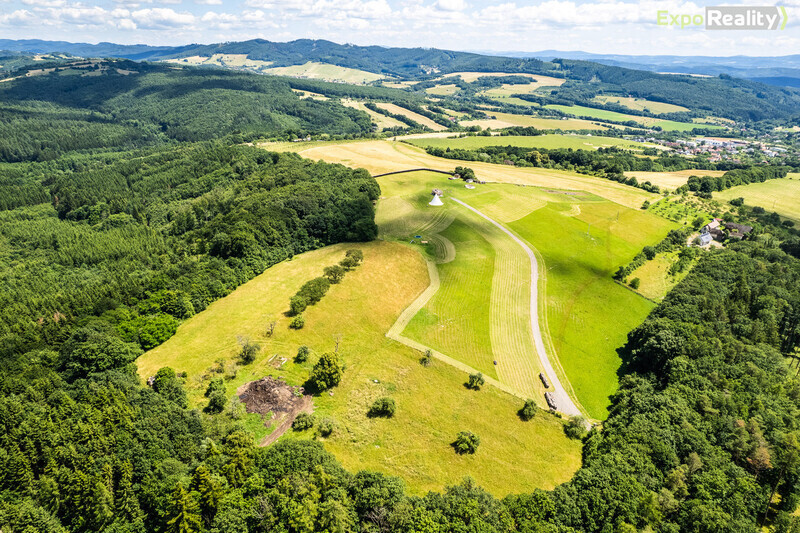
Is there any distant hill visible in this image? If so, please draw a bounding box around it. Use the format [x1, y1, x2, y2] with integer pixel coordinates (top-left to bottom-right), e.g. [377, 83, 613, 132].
[2, 38, 800, 122]
[480, 49, 800, 88]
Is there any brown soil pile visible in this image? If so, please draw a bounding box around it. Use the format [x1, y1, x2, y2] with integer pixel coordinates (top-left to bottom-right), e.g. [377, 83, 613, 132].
[237, 376, 313, 446]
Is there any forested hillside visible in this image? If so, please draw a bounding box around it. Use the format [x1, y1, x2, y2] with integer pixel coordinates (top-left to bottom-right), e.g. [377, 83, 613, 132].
[4, 235, 800, 531]
[0, 60, 373, 162]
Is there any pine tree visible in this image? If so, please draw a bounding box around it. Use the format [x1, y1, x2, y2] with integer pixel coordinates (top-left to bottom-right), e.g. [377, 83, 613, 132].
[165, 483, 202, 533]
[190, 464, 222, 524]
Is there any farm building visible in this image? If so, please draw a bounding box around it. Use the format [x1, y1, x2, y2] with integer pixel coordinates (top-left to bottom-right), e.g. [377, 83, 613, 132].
[725, 222, 753, 241]
[699, 232, 713, 246]
[432, 188, 444, 196]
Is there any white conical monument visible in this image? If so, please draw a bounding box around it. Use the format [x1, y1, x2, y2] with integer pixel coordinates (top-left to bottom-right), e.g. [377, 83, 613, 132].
[429, 194, 443, 206]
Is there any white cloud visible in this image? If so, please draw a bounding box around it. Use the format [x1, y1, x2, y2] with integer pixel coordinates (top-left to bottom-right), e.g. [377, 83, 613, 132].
[129, 7, 194, 28]
[435, 0, 467, 11]
[195, 0, 222, 5]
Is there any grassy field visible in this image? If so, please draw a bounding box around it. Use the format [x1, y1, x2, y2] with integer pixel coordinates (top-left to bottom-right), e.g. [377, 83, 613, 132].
[627, 251, 695, 301]
[509, 202, 676, 418]
[714, 175, 800, 223]
[165, 54, 273, 70]
[461, 112, 611, 131]
[626, 169, 727, 191]
[426, 84, 460, 96]
[376, 103, 447, 131]
[546, 104, 723, 131]
[408, 134, 653, 151]
[137, 240, 581, 495]
[341, 99, 406, 130]
[284, 139, 660, 210]
[374, 168, 675, 418]
[377, 171, 549, 400]
[264, 61, 386, 84]
[592, 96, 689, 114]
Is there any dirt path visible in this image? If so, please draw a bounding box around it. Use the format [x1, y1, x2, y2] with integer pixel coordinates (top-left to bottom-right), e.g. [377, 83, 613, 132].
[451, 198, 582, 416]
[385, 256, 529, 400]
[261, 395, 313, 446]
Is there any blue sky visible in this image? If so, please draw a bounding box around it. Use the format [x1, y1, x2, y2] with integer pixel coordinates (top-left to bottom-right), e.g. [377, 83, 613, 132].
[0, 0, 797, 56]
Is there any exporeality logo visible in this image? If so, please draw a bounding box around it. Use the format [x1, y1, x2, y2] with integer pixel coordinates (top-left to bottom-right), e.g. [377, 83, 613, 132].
[657, 5, 788, 30]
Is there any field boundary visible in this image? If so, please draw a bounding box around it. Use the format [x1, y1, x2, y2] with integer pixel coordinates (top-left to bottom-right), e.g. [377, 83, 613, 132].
[385, 257, 527, 400]
[372, 168, 453, 178]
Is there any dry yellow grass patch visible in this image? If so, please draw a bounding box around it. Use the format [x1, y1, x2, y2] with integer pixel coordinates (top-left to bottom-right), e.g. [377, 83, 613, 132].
[288, 140, 656, 209]
[460, 112, 610, 131]
[375, 103, 447, 131]
[341, 99, 405, 130]
[626, 169, 727, 190]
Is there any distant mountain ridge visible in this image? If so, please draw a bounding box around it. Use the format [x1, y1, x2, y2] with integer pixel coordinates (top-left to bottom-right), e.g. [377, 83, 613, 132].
[478, 49, 800, 87]
[2, 38, 800, 122]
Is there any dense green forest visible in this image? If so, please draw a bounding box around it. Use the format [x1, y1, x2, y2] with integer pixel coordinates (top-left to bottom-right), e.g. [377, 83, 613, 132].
[0, 60, 375, 162]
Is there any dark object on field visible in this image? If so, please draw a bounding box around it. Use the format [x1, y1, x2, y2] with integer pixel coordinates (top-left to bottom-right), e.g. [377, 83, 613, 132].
[493, 360, 497, 365]
[544, 391, 557, 410]
[539, 372, 550, 389]
[238, 376, 307, 419]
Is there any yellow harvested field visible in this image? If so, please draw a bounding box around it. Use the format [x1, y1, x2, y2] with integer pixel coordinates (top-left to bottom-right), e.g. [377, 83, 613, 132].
[592, 96, 689, 114]
[626, 169, 727, 190]
[426, 84, 460, 96]
[279, 139, 659, 209]
[441, 72, 565, 85]
[341, 99, 405, 130]
[376, 102, 447, 131]
[165, 54, 273, 70]
[291, 89, 329, 100]
[382, 80, 416, 89]
[460, 112, 610, 131]
[264, 61, 385, 84]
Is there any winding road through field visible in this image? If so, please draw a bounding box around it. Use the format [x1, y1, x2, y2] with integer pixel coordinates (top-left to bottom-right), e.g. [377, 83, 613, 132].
[383, 187, 582, 416]
[451, 199, 582, 416]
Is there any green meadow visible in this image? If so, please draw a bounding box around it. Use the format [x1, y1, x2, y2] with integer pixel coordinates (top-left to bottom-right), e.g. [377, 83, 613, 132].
[545, 104, 723, 131]
[715, 175, 800, 223]
[407, 134, 651, 151]
[509, 201, 677, 418]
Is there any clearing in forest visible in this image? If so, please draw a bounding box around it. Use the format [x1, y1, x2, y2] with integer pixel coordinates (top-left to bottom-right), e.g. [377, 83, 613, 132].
[592, 96, 689, 114]
[375, 103, 447, 131]
[263, 61, 386, 84]
[136, 241, 582, 496]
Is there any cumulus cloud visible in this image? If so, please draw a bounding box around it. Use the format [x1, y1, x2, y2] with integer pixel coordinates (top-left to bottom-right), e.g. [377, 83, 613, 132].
[194, 0, 221, 5]
[435, 0, 467, 11]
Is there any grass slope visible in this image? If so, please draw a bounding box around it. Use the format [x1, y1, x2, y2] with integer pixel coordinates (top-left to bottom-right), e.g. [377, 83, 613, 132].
[375, 102, 447, 131]
[593, 95, 689, 114]
[283, 139, 660, 209]
[460, 112, 610, 131]
[264, 61, 386, 84]
[626, 169, 727, 191]
[509, 202, 676, 418]
[408, 134, 652, 151]
[714, 175, 800, 223]
[546, 104, 723, 131]
[136, 241, 581, 495]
